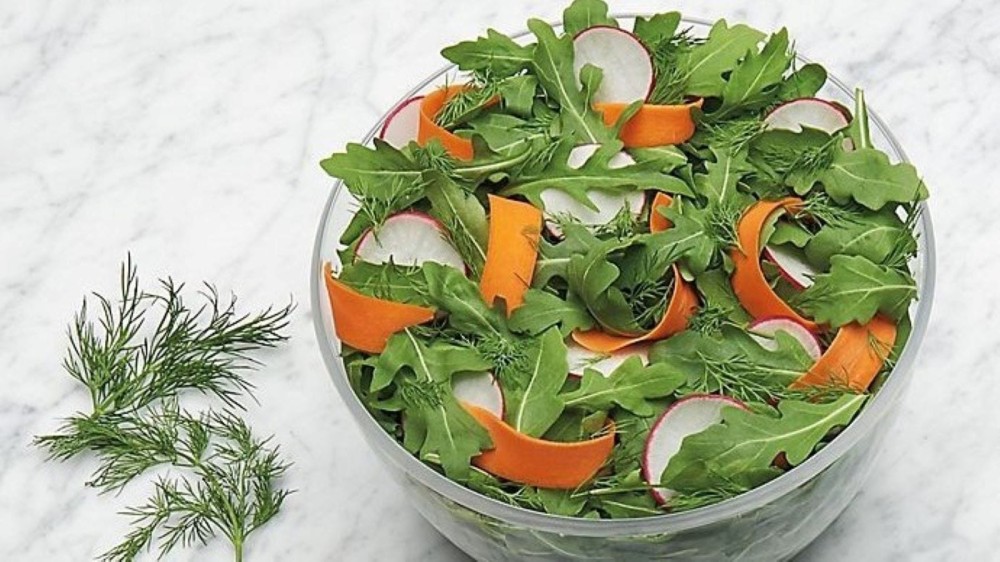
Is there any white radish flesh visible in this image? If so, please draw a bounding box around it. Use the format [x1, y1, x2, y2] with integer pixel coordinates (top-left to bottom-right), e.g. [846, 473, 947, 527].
[452, 372, 504, 418]
[748, 317, 823, 360]
[642, 395, 747, 505]
[764, 98, 850, 135]
[566, 341, 650, 378]
[379, 96, 424, 147]
[540, 144, 646, 234]
[356, 212, 465, 271]
[572, 26, 654, 104]
[763, 244, 817, 290]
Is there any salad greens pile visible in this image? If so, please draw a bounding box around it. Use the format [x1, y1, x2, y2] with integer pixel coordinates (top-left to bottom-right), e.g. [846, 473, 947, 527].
[320, 0, 926, 518]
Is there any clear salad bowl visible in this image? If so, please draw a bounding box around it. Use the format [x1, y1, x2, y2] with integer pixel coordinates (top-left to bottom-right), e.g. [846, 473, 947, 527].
[311, 16, 935, 562]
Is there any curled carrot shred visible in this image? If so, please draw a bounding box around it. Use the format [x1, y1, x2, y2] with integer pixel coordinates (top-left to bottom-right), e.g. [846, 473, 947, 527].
[322, 262, 435, 354]
[595, 99, 702, 148]
[731, 198, 820, 332]
[792, 315, 897, 392]
[464, 404, 615, 489]
[479, 195, 542, 315]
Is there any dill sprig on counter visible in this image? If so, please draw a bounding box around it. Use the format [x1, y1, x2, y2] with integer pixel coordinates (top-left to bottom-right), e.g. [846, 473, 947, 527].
[34, 258, 293, 562]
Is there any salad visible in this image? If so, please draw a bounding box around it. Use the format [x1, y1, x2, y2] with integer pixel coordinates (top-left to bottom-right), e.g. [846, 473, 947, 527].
[319, 0, 927, 518]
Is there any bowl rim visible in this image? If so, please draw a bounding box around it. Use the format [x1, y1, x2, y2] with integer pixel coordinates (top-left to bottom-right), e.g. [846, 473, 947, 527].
[310, 14, 936, 537]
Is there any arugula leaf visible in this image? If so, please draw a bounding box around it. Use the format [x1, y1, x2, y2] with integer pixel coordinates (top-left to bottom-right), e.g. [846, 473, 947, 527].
[561, 358, 685, 416]
[715, 29, 793, 118]
[563, 0, 617, 35]
[441, 28, 534, 77]
[661, 394, 867, 492]
[792, 254, 916, 326]
[422, 262, 506, 336]
[423, 172, 489, 276]
[693, 149, 753, 206]
[502, 140, 693, 208]
[372, 330, 492, 479]
[627, 145, 688, 172]
[464, 112, 551, 157]
[538, 488, 588, 517]
[776, 63, 828, 101]
[632, 12, 682, 47]
[568, 229, 701, 335]
[694, 269, 752, 326]
[503, 328, 569, 437]
[768, 220, 813, 248]
[534, 222, 603, 288]
[804, 209, 916, 270]
[820, 147, 927, 210]
[749, 127, 838, 194]
[337, 262, 430, 305]
[527, 19, 616, 144]
[649, 327, 813, 403]
[681, 21, 766, 97]
[508, 289, 594, 336]
[499, 75, 539, 118]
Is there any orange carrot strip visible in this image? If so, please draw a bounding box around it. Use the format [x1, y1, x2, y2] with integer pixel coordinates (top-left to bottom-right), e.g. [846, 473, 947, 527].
[464, 404, 615, 489]
[322, 262, 435, 354]
[572, 265, 697, 353]
[418, 85, 475, 161]
[792, 315, 897, 392]
[731, 198, 820, 333]
[479, 195, 542, 315]
[649, 192, 674, 233]
[595, 99, 702, 148]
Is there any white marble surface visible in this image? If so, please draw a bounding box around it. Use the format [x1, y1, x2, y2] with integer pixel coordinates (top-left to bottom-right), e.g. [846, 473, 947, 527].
[0, 0, 994, 560]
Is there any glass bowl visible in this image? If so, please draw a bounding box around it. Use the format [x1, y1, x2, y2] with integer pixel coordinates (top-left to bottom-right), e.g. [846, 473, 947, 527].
[311, 16, 935, 562]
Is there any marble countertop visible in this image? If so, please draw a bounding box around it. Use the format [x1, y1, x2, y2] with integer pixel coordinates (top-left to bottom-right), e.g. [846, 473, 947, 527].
[0, 0, 994, 560]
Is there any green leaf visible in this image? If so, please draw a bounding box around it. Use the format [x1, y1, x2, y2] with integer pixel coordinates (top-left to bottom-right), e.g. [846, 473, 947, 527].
[649, 327, 813, 403]
[423, 172, 488, 276]
[508, 289, 595, 336]
[464, 113, 550, 157]
[441, 28, 534, 77]
[820, 148, 927, 210]
[694, 269, 752, 325]
[504, 328, 569, 437]
[499, 75, 539, 118]
[561, 358, 685, 416]
[716, 29, 793, 118]
[692, 149, 753, 206]
[804, 210, 915, 270]
[337, 262, 430, 305]
[792, 254, 916, 326]
[768, 221, 813, 248]
[422, 262, 506, 336]
[501, 140, 694, 208]
[661, 394, 867, 492]
[776, 63, 828, 101]
[534, 222, 603, 288]
[749, 127, 838, 195]
[538, 487, 588, 517]
[372, 330, 493, 479]
[563, 0, 617, 36]
[680, 21, 766, 97]
[632, 12, 682, 47]
[627, 145, 688, 172]
[527, 19, 616, 144]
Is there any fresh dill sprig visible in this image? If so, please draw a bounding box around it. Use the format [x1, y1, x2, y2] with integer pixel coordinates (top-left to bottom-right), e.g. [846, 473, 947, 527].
[435, 69, 503, 129]
[592, 204, 643, 240]
[796, 191, 863, 227]
[684, 352, 798, 403]
[699, 117, 765, 154]
[623, 276, 672, 331]
[34, 258, 293, 562]
[647, 29, 700, 105]
[355, 176, 426, 232]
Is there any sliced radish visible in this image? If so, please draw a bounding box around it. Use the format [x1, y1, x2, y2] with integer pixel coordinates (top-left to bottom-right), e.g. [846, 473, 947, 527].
[764, 98, 850, 135]
[356, 212, 465, 271]
[452, 372, 504, 419]
[378, 96, 424, 147]
[748, 317, 822, 360]
[572, 26, 654, 104]
[541, 144, 646, 235]
[642, 395, 748, 505]
[763, 244, 817, 290]
[566, 341, 649, 379]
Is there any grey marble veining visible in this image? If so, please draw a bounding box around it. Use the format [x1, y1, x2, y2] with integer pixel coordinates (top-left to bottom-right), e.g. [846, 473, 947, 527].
[0, 1, 994, 560]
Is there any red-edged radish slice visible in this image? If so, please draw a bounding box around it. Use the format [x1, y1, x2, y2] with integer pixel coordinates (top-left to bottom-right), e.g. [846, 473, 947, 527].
[748, 317, 822, 360]
[541, 144, 645, 235]
[452, 372, 504, 418]
[379, 96, 424, 147]
[566, 341, 649, 378]
[572, 26, 654, 104]
[642, 395, 748, 505]
[356, 212, 465, 271]
[763, 244, 817, 290]
[764, 98, 850, 135]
